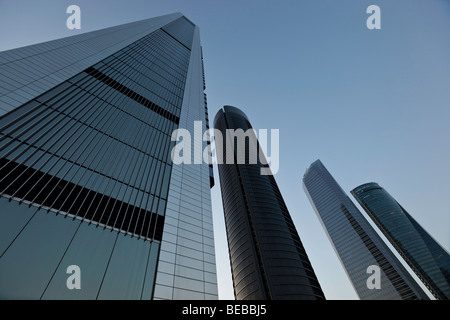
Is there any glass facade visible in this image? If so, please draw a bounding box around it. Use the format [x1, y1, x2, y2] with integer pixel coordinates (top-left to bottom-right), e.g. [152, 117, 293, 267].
[0, 13, 217, 299]
[152, 24, 217, 300]
[302, 160, 429, 300]
[352, 183, 450, 300]
[214, 106, 325, 300]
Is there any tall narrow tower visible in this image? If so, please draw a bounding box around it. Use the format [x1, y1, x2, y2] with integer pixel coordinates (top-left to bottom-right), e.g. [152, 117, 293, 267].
[214, 105, 325, 300]
[352, 183, 450, 300]
[0, 13, 217, 300]
[302, 160, 429, 300]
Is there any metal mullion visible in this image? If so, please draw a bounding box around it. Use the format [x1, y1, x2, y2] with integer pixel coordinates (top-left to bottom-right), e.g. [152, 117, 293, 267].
[132, 154, 155, 237]
[96, 52, 132, 76]
[0, 70, 91, 134]
[156, 118, 169, 161]
[0, 73, 105, 166]
[108, 61, 144, 95]
[144, 119, 168, 239]
[29, 97, 117, 211]
[113, 55, 138, 74]
[132, 61, 181, 110]
[101, 49, 139, 78]
[152, 60, 183, 94]
[2, 73, 107, 162]
[152, 33, 186, 78]
[156, 38, 183, 69]
[86, 139, 130, 225]
[111, 53, 148, 89]
[159, 41, 188, 83]
[118, 44, 151, 67]
[154, 110, 165, 160]
[109, 50, 160, 109]
[158, 34, 188, 71]
[80, 113, 137, 224]
[116, 120, 151, 233]
[159, 122, 173, 165]
[97, 54, 149, 100]
[162, 42, 190, 80]
[140, 115, 160, 185]
[0, 105, 53, 152]
[111, 64, 155, 137]
[127, 54, 157, 81]
[16, 121, 86, 203]
[127, 50, 154, 69]
[142, 113, 160, 166]
[107, 76, 153, 230]
[118, 42, 153, 69]
[0, 85, 107, 196]
[140, 160, 158, 239]
[73, 87, 148, 220]
[101, 100, 146, 228]
[33, 80, 121, 208]
[49, 81, 127, 214]
[81, 77, 148, 222]
[153, 117, 169, 190]
[128, 47, 159, 75]
[0, 74, 93, 154]
[165, 123, 177, 163]
[102, 57, 147, 115]
[148, 53, 184, 93]
[94, 58, 142, 106]
[131, 112, 170, 237]
[66, 102, 127, 219]
[136, 50, 161, 80]
[112, 42, 184, 111]
[145, 161, 163, 240]
[20, 91, 98, 164]
[96, 60, 125, 79]
[93, 70, 151, 227]
[24, 83, 118, 205]
[131, 38, 157, 64]
[165, 32, 191, 64]
[0, 87, 86, 158]
[120, 97, 158, 234]
[142, 36, 184, 83]
[0, 103, 51, 144]
[126, 40, 162, 78]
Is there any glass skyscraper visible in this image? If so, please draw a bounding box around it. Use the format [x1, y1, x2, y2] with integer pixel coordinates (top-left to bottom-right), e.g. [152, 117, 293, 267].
[352, 183, 450, 300]
[0, 13, 218, 300]
[303, 160, 429, 300]
[214, 106, 325, 300]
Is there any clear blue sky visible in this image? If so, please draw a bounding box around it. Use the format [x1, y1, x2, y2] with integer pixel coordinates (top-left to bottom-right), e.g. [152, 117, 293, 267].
[1, 0, 449, 300]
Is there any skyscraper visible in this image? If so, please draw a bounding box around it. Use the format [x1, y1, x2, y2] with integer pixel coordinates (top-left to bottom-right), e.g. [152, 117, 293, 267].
[302, 160, 429, 300]
[0, 13, 218, 300]
[213, 106, 325, 300]
[352, 182, 450, 300]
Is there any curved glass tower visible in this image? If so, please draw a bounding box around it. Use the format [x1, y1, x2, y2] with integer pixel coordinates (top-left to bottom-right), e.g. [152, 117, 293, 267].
[352, 183, 450, 300]
[303, 160, 429, 300]
[214, 106, 325, 300]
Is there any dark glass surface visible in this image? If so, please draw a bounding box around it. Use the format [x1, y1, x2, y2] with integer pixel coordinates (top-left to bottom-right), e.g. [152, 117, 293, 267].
[0, 15, 198, 299]
[0, 22, 191, 240]
[352, 182, 450, 300]
[303, 160, 429, 300]
[214, 106, 325, 300]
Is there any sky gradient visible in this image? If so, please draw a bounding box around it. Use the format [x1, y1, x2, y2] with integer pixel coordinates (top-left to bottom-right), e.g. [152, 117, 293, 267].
[0, 0, 449, 300]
